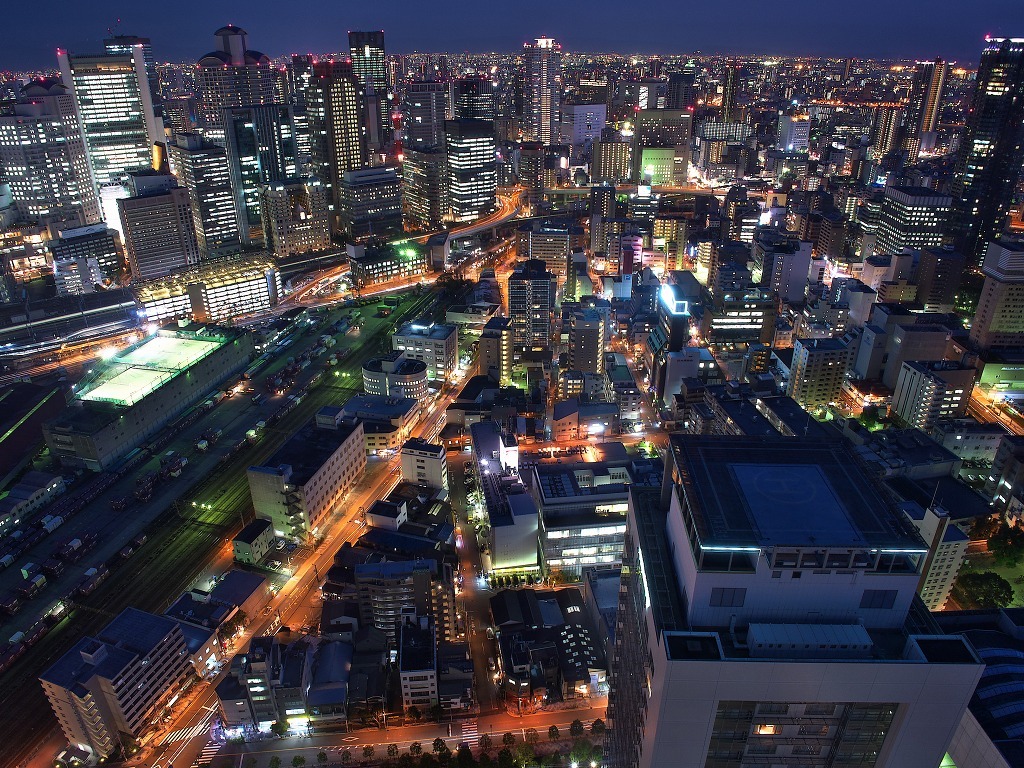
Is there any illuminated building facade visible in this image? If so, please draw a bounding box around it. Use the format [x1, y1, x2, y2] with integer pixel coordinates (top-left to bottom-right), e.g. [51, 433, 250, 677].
[260, 178, 331, 259]
[523, 37, 561, 144]
[444, 119, 496, 222]
[167, 133, 240, 259]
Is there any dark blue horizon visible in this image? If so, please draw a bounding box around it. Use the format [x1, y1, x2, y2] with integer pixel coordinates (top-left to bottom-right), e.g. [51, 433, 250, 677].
[0, 0, 1019, 71]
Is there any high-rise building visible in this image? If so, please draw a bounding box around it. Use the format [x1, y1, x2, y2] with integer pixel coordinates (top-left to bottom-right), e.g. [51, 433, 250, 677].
[195, 26, 277, 144]
[891, 361, 975, 432]
[49, 223, 123, 282]
[720, 60, 741, 122]
[167, 133, 239, 259]
[40, 608, 193, 760]
[874, 186, 952, 256]
[348, 31, 389, 131]
[591, 134, 632, 184]
[903, 58, 948, 156]
[444, 120, 496, 222]
[951, 38, 1024, 265]
[260, 178, 331, 260]
[869, 105, 905, 162]
[57, 49, 160, 187]
[970, 241, 1024, 351]
[453, 75, 495, 121]
[402, 147, 447, 230]
[631, 109, 692, 183]
[776, 114, 810, 152]
[0, 79, 101, 226]
[913, 246, 965, 313]
[103, 34, 160, 114]
[666, 64, 698, 110]
[507, 259, 556, 349]
[606, 435, 982, 768]
[223, 105, 298, 246]
[403, 80, 447, 150]
[119, 172, 200, 281]
[787, 336, 852, 409]
[393, 321, 459, 382]
[338, 166, 403, 240]
[309, 60, 366, 233]
[523, 37, 561, 144]
[568, 308, 606, 375]
[558, 103, 606, 163]
[479, 316, 513, 384]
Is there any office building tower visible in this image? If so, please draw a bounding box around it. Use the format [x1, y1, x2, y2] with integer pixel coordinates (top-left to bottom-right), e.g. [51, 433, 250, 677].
[288, 54, 316, 107]
[260, 178, 331, 260]
[970, 241, 1024, 351]
[349, 31, 389, 131]
[787, 336, 853, 409]
[403, 80, 447, 150]
[869, 105, 905, 162]
[951, 38, 1024, 265]
[338, 166, 403, 240]
[223, 105, 298, 246]
[875, 186, 952, 256]
[167, 133, 239, 259]
[568, 308, 606, 375]
[479, 316, 513, 384]
[516, 141, 544, 211]
[103, 34, 160, 114]
[49, 223, 123, 282]
[308, 60, 366, 232]
[891, 361, 975, 432]
[592, 133, 632, 184]
[507, 259, 556, 349]
[119, 172, 200, 280]
[195, 26, 277, 144]
[400, 438, 448, 492]
[903, 58, 948, 156]
[631, 109, 691, 184]
[453, 75, 495, 121]
[402, 147, 447, 230]
[607, 435, 982, 768]
[40, 608, 193, 760]
[666, 65, 698, 110]
[776, 114, 810, 152]
[559, 103, 606, 163]
[444, 120, 496, 222]
[914, 246, 965, 313]
[0, 79, 101, 226]
[523, 37, 561, 144]
[720, 60, 741, 122]
[57, 49, 160, 187]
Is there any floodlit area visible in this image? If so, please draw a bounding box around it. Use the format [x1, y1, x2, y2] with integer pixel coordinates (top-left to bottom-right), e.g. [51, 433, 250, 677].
[77, 333, 223, 407]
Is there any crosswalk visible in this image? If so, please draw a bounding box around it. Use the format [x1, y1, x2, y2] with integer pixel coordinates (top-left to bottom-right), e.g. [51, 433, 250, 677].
[191, 738, 221, 767]
[160, 713, 212, 745]
[460, 719, 479, 748]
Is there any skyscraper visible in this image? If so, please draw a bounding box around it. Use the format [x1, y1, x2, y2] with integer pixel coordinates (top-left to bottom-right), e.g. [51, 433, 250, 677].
[720, 60, 741, 122]
[507, 258, 555, 349]
[103, 34, 161, 114]
[403, 80, 447, 150]
[167, 133, 239, 259]
[118, 172, 200, 281]
[903, 58, 948, 156]
[970, 241, 1024, 351]
[402, 147, 447, 230]
[0, 79, 101, 226]
[523, 37, 561, 144]
[607, 436, 982, 768]
[453, 75, 496, 121]
[444, 120, 496, 222]
[195, 26, 277, 144]
[874, 185, 952, 256]
[666, 64, 698, 110]
[631, 109, 692, 184]
[951, 37, 1024, 266]
[349, 31, 389, 140]
[260, 178, 332, 260]
[57, 49, 160, 188]
[223, 105, 298, 246]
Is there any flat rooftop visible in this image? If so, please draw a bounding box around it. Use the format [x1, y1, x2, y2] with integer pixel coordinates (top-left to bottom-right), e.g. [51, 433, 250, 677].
[669, 436, 927, 551]
[252, 422, 362, 486]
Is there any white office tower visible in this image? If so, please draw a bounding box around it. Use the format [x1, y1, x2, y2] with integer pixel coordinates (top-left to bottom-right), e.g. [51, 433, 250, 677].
[606, 435, 983, 768]
[57, 49, 160, 187]
[523, 37, 561, 144]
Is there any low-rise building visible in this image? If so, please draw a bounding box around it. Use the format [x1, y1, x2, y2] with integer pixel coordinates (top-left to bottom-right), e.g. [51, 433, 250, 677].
[930, 418, 1009, 464]
[349, 241, 427, 289]
[336, 395, 420, 455]
[362, 351, 429, 400]
[393, 321, 459, 382]
[399, 618, 438, 711]
[248, 418, 366, 541]
[400, 438, 448, 491]
[551, 399, 620, 441]
[232, 518, 275, 565]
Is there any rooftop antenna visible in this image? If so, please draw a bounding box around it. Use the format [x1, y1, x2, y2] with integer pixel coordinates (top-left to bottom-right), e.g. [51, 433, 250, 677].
[107, 18, 122, 37]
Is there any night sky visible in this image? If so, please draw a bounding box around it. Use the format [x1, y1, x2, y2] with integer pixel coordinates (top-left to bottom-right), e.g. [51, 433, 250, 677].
[1, 0, 1019, 71]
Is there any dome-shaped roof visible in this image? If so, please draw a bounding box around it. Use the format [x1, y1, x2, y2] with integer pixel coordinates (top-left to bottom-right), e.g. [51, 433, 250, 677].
[197, 51, 230, 67]
[214, 24, 247, 36]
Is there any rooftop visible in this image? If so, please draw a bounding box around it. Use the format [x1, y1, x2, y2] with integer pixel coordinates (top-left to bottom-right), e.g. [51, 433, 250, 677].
[251, 421, 362, 487]
[395, 321, 457, 341]
[399, 621, 435, 672]
[668, 435, 927, 551]
[234, 518, 272, 545]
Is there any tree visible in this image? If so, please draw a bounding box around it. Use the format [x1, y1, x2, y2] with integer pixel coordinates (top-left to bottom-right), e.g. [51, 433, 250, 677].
[570, 738, 593, 766]
[456, 744, 476, 768]
[270, 721, 289, 737]
[590, 719, 605, 736]
[388, 744, 400, 758]
[479, 734, 493, 753]
[292, 757, 307, 768]
[434, 738, 449, 755]
[318, 751, 329, 765]
[990, 523, 1024, 567]
[956, 571, 1015, 609]
[524, 728, 539, 746]
[364, 745, 376, 760]
[269, 759, 282, 768]
[410, 742, 423, 756]
[409, 706, 422, 722]
[502, 732, 516, 748]
[973, 514, 1002, 541]
[341, 750, 353, 765]
[497, 748, 516, 768]
[569, 720, 585, 740]
[429, 703, 445, 722]
[548, 725, 560, 742]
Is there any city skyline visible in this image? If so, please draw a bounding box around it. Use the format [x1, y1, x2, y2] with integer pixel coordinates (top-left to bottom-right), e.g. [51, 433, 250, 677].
[1, 1, 1021, 70]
